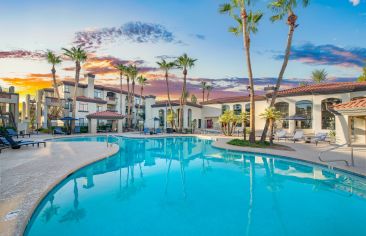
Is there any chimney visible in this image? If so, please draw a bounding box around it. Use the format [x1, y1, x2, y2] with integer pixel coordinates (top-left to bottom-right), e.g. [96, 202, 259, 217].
[86, 73, 95, 98]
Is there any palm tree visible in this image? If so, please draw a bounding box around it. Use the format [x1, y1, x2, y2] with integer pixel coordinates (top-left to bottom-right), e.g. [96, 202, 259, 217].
[260, 0, 309, 142]
[115, 64, 127, 115]
[156, 59, 176, 112]
[240, 111, 249, 141]
[206, 84, 213, 101]
[219, 1, 263, 143]
[311, 69, 328, 83]
[62, 47, 87, 132]
[191, 94, 197, 104]
[175, 54, 197, 132]
[137, 75, 148, 125]
[200, 81, 207, 102]
[126, 65, 138, 128]
[260, 107, 282, 145]
[46, 50, 63, 118]
[357, 61, 366, 82]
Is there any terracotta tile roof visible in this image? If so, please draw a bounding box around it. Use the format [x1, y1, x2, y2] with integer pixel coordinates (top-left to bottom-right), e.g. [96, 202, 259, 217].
[201, 95, 266, 105]
[332, 98, 366, 110]
[76, 96, 107, 104]
[86, 111, 125, 119]
[152, 100, 202, 108]
[274, 81, 366, 97]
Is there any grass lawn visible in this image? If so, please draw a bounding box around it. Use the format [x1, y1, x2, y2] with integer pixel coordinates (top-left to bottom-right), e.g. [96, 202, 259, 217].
[227, 139, 294, 151]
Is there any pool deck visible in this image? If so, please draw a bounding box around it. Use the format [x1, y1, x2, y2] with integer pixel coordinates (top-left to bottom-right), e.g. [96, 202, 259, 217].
[0, 135, 119, 236]
[1, 132, 366, 236]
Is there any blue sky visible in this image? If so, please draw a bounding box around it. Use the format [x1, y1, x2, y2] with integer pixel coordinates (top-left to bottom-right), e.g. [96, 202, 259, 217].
[0, 0, 365, 100]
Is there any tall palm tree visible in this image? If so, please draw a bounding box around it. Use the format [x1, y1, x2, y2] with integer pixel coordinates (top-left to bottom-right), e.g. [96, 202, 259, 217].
[126, 65, 138, 128]
[62, 47, 87, 132]
[311, 69, 328, 83]
[200, 81, 207, 103]
[357, 61, 366, 82]
[156, 59, 176, 112]
[137, 75, 148, 125]
[115, 64, 127, 115]
[206, 84, 213, 101]
[46, 50, 63, 118]
[260, 0, 309, 142]
[260, 107, 282, 145]
[219, 1, 263, 143]
[175, 53, 197, 132]
[240, 111, 249, 141]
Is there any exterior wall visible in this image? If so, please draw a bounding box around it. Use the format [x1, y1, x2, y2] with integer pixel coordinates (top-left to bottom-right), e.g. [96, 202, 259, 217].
[0, 91, 20, 128]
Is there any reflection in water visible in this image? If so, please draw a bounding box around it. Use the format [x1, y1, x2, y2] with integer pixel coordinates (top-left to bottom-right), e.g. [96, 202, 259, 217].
[26, 137, 366, 236]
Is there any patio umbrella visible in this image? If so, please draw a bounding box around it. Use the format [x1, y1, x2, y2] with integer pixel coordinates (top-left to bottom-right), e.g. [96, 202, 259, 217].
[59, 117, 78, 134]
[283, 115, 307, 121]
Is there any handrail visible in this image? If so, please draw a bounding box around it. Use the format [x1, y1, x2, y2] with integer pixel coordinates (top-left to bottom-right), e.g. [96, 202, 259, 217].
[318, 143, 354, 167]
[106, 134, 119, 147]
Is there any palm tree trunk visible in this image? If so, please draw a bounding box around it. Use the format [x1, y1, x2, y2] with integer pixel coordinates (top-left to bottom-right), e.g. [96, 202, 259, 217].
[241, 8, 256, 143]
[131, 80, 135, 128]
[179, 70, 187, 132]
[71, 62, 80, 133]
[261, 13, 296, 142]
[202, 89, 205, 103]
[206, 91, 210, 101]
[51, 66, 64, 118]
[269, 119, 274, 145]
[165, 72, 175, 129]
[138, 86, 143, 129]
[119, 72, 123, 116]
[126, 77, 130, 129]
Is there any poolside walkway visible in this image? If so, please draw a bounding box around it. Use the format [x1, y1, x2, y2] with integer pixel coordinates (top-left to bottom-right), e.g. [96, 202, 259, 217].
[0, 137, 119, 236]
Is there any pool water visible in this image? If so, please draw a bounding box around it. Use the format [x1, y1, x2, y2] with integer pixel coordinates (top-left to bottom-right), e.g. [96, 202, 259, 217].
[25, 136, 366, 236]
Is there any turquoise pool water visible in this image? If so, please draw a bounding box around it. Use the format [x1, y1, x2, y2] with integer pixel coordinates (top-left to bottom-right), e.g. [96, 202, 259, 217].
[25, 136, 366, 236]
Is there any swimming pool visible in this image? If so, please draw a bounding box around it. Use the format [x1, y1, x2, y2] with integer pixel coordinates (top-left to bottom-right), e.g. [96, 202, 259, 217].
[25, 136, 366, 236]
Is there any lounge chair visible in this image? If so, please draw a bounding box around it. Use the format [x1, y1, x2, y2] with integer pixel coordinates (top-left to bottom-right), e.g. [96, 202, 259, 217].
[290, 130, 304, 143]
[156, 128, 162, 134]
[6, 128, 31, 138]
[143, 128, 150, 135]
[312, 133, 329, 146]
[275, 129, 287, 141]
[0, 135, 46, 149]
[53, 127, 65, 135]
[74, 126, 81, 134]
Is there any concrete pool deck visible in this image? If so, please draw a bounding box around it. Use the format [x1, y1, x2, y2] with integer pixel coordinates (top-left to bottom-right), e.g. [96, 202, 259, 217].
[0, 137, 119, 236]
[1, 132, 366, 236]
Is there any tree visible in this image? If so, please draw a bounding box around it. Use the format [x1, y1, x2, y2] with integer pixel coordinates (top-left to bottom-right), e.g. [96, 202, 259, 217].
[260, 0, 309, 142]
[126, 65, 138, 128]
[259, 107, 282, 145]
[219, 0, 263, 143]
[219, 110, 240, 136]
[115, 64, 128, 116]
[137, 75, 148, 125]
[156, 59, 176, 112]
[240, 111, 249, 141]
[357, 63, 366, 82]
[311, 69, 328, 83]
[191, 94, 197, 104]
[200, 81, 207, 102]
[175, 53, 197, 132]
[46, 50, 63, 118]
[206, 84, 213, 101]
[62, 47, 87, 132]
[167, 109, 177, 129]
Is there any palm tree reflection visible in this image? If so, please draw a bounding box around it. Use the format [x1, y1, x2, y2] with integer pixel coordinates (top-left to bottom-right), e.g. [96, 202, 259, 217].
[42, 195, 60, 223]
[59, 178, 85, 223]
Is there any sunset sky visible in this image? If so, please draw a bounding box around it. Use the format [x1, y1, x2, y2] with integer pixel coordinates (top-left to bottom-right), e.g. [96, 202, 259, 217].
[0, 0, 365, 102]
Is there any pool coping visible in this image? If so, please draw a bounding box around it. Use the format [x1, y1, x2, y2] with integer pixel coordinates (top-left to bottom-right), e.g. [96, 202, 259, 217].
[20, 133, 366, 235]
[16, 137, 120, 236]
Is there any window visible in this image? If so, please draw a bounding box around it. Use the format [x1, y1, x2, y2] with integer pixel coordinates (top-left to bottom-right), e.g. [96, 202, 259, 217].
[198, 119, 202, 128]
[222, 105, 230, 114]
[97, 105, 102, 112]
[245, 104, 250, 112]
[295, 100, 313, 129]
[79, 103, 88, 112]
[94, 90, 102, 99]
[64, 101, 71, 110]
[79, 118, 85, 126]
[233, 104, 242, 115]
[321, 98, 341, 130]
[274, 102, 289, 129]
[64, 85, 70, 93]
[187, 109, 192, 127]
[159, 109, 165, 127]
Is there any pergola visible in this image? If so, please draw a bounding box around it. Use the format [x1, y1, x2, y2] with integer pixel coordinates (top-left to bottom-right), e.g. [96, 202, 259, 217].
[86, 111, 125, 134]
[332, 98, 366, 146]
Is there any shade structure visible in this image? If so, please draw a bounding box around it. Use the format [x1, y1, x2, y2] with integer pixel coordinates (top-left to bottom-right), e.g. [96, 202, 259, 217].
[59, 116, 79, 121]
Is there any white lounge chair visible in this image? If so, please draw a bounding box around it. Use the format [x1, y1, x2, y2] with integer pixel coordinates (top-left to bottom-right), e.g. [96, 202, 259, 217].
[275, 130, 287, 141]
[312, 133, 329, 146]
[290, 130, 304, 143]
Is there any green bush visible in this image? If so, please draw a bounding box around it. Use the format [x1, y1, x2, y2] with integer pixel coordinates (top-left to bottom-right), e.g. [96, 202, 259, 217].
[228, 139, 270, 148]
